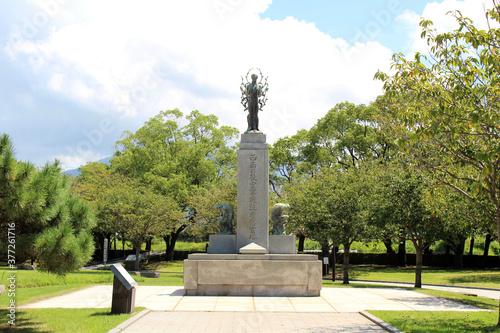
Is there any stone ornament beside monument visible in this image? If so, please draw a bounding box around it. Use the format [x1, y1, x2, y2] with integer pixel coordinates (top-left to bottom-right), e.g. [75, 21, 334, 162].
[183, 69, 322, 296]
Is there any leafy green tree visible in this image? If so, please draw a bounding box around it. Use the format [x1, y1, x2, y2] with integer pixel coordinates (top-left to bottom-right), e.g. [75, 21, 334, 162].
[372, 167, 444, 288]
[187, 177, 237, 238]
[269, 129, 310, 196]
[284, 166, 374, 284]
[374, 4, 500, 245]
[305, 102, 391, 170]
[428, 185, 488, 268]
[111, 109, 239, 260]
[0, 134, 95, 275]
[100, 176, 182, 270]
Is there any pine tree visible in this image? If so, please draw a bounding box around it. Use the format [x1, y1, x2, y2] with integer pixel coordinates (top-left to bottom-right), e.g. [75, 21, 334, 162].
[0, 133, 95, 275]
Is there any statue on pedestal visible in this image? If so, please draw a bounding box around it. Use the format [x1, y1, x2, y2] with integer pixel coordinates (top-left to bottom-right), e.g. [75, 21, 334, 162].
[271, 203, 290, 235]
[240, 68, 268, 133]
[216, 203, 234, 235]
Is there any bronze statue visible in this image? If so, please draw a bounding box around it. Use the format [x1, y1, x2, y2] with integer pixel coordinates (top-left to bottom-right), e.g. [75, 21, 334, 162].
[216, 203, 234, 235]
[271, 203, 290, 235]
[240, 68, 268, 133]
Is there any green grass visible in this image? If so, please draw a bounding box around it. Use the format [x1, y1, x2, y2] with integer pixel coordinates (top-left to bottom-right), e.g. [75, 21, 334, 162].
[3, 262, 499, 332]
[369, 311, 500, 333]
[367, 282, 500, 332]
[347, 266, 500, 289]
[141, 260, 184, 272]
[115, 240, 208, 252]
[0, 308, 146, 332]
[417, 289, 499, 310]
[1, 284, 91, 308]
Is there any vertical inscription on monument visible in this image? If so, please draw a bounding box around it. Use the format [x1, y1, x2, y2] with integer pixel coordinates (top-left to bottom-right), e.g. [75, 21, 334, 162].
[249, 154, 258, 240]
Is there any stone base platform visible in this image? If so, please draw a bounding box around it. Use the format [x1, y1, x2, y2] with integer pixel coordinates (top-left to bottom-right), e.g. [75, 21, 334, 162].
[183, 254, 322, 297]
[207, 235, 297, 254]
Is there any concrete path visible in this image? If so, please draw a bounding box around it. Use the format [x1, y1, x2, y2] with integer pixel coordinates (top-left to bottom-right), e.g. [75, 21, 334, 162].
[19, 285, 492, 332]
[19, 285, 485, 312]
[115, 311, 389, 333]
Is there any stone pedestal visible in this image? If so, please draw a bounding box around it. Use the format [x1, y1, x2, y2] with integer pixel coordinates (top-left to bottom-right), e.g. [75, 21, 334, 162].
[183, 131, 322, 297]
[237, 133, 269, 252]
[207, 235, 236, 254]
[184, 254, 322, 296]
[269, 235, 297, 254]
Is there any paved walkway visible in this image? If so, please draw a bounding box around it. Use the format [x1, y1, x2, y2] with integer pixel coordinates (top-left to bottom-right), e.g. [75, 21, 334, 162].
[20, 285, 492, 332]
[19, 285, 486, 312]
[115, 311, 388, 333]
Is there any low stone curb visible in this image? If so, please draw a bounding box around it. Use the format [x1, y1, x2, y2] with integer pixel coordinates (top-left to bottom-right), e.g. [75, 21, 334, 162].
[107, 309, 150, 333]
[360, 311, 403, 333]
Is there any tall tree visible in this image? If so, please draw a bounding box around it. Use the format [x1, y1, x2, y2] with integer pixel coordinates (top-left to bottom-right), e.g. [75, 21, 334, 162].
[100, 176, 182, 270]
[187, 177, 237, 238]
[284, 166, 374, 284]
[0, 134, 95, 275]
[374, 3, 500, 245]
[372, 167, 444, 288]
[305, 101, 391, 170]
[111, 109, 239, 260]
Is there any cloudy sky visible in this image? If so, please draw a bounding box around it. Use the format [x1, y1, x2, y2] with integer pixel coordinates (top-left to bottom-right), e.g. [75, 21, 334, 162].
[0, 0, 495, 170]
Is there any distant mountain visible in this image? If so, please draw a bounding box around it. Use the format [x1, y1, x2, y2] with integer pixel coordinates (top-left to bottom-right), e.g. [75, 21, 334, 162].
[65, 156, 112, 177]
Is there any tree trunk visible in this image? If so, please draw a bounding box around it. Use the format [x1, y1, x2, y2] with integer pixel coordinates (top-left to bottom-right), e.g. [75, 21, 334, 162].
[321, 243, 329, 276]
[383, 239, 395, 254]
[453, 236, 466, 269]
[468, 237, 474, 256]
[397, 238, 406, 267]
[331, 245, 337, 282]
[415, 247, 423, 288]
[423, 242, 431, 255]
[484, 234, 492, 257]
[342, 242, 350, 285]
[298, 234, 305, 252]
[445, 244, 451, 256]
[134, 243, 141, 271]
[164, 225, 186, 261]
[145, 237, 152, 252]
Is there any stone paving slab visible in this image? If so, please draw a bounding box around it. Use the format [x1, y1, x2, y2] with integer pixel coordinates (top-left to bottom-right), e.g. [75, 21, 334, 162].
[19, 285, 485, 313]
[118, 311, 388, 333]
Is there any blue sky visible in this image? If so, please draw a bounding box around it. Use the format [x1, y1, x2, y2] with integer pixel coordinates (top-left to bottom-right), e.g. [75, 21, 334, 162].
[0, 0, 494, 170]
[262, 0, 430, 53]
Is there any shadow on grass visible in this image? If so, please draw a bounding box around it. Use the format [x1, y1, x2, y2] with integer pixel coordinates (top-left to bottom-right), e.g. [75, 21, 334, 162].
[0, 309, 50, 333]
[371, 311, 500, 333]
[448, 274, 500, 285]
[322, 280, 399, 288]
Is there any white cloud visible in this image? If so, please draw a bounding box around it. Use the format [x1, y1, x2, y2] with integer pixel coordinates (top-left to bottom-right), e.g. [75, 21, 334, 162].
[399, 0, 496, 54]
[56, 151, 106, 170]
[4, 0, 395, 165]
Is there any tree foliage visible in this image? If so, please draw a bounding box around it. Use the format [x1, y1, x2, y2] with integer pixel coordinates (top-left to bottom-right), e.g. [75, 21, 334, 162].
[284, 166, 374, 284]
[112, 109, 239, 204]
[375, 3, 500, 242]
[0, 134, 95, 275]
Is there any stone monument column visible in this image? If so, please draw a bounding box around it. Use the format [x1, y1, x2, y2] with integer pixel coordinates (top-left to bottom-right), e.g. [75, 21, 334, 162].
[236, 133, 269, 253]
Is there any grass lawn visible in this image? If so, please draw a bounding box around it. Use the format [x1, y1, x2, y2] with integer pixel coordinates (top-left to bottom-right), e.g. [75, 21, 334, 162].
[366, 283, 500, 332]
[369, 311, 500, 333]
[0, 307, 146, 332]
[2, 262, 499, 332]
[346, 266, 500, 289]
[0, 262, 182, 332]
